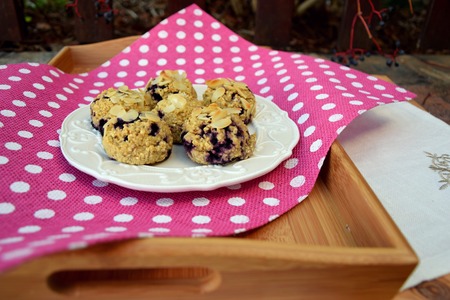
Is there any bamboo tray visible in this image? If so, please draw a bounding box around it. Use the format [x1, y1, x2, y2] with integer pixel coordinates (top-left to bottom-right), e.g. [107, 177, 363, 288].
[0, 36, 417, 300]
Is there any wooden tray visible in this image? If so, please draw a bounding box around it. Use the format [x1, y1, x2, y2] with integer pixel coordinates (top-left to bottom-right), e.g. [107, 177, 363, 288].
[0, 36, 417, 300]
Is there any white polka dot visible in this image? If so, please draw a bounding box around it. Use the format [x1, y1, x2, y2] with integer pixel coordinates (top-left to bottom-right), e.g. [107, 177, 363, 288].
[284, 158, 298, 169]
[0, 156, 9, 164]
[48, 101, 60, 108]
[263, 198, 280, 206]
[56, 93, 67, 101]
[105, 226, 127, 232]
[59, 173, 76, 182]
[92, 179, 108, 187]
[1, 109, 15, 117]
[47, 190, 66, 200]
[284, 83, 295, 91]
[117, 71, 127, 78]
[37, 151, 53, 159]
[23, 91, 36, 98]
[252, 62, 262, 68]
[305, 77, 317, 83]
[374, 84, 386, 90]
[310, 139, 323, 152]
[9, 76, 21, 81]
[33, 83, 45, 90]
[194, 8, 203, 15]
[235, 75, 245, 81]
[5, 142, 22, 151]
[258, 181, 274, 190]
[18, 225, 41, 234]
[136, 70, 147, 77]
[324, 70, 335, 76]
[152, 215, 172, 223]
[228, 197, 245, 206]
[329, 114, 343, 122]
[342, 93, 355, 98]
[139, 45, 150, 53]
[84, 195, 102, 205]
[382, 93, 394, 98]
[97, 71, 108, 79]
[346, 73, 357, 79]
[349, 100, 363, 105]
[194, 58, 205, 65]
[2, 248, 33, 260]
[229, 35, 239, 42]
[29, 120, 43, 127]
[39, 110, 52, 118]
[176, 31, 186, 39]
[19, 68, 31, 74]
[157, 58, 167, 66]
[194, 20, 203, 27]
[10, 181, 30, 193]
[192, 216, 211, 224]
[290, 175, 306, 188]
[0, 202, 15, 214]
[156, 198, 174, 207]
[352, 82, 363, 88]
[74, 212, 94, 221]
[316, 94, 329, 101]
[212, 34, 221, 41]
[233, 66, 244, 72]
[194, 45, 204, 53]
[34, 209, 55, 219]
[212, 46, 222, 53]
[310, 85, 323, 91]
[25, 164, 42, 174]
[260, 86, 270, 94]
[396, 87, 407, 93]
[176, 18, 186, 26]
[214, 68, 224, 74]
[158, 30, 168, 38]
[257, 78, 267, 85]
[292, 102, 304, 111]
[13, 99, 26, 106]
[297, 113, 309, 124]
[63, 87, 73, 94]
[176, 45, 186, 53]
[322, 103, 336, 110]
[176, 58, 186, 65]
[192, 197, 210, 206]
[0, 236, 24, 245]
[230, 215, 249, 224]
[119, 197, 138, 206]
[231, 46, 240, 53]
[195, 69, 205, 75]
[304, 125, 316, 137]
[62, 226, 84, 233]
[114, 214, 133, 222]
[157, 44, 168, 53]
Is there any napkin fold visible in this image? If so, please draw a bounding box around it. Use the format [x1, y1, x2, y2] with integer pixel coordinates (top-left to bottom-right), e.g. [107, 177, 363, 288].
[338, 102, 450, 289]
[0, 5, 414, 273]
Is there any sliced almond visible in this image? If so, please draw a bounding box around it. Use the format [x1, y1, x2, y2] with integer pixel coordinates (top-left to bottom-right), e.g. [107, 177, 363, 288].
[109, 105, 126, 116]
[212, 87, 226, 102]
[168, 94, 187, 108]
[163, 104, 176, 113]
[211, 117, 232, 129]
[139, 111, 160, 122]
[118, 109, 139, 122]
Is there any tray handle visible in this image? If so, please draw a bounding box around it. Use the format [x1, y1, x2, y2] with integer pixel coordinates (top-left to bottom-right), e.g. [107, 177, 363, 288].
[47, 267, 221, 298]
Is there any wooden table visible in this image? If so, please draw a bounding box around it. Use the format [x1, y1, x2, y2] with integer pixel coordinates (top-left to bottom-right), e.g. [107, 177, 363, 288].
[1, 36, 448, 300]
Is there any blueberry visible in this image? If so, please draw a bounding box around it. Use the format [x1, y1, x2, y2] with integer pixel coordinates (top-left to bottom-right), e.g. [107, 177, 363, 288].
[149, 123, 160, 136]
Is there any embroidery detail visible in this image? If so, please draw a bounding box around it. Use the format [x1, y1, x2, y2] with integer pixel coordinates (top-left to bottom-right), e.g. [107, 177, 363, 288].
[425, 152, 450, 190]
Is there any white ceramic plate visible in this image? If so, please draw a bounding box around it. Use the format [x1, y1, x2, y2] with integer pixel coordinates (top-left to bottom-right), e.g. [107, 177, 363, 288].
[59, 85, 300, 192]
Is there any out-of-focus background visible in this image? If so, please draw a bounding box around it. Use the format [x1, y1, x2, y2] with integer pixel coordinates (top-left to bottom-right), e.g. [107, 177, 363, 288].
[1, 0, 449, 123]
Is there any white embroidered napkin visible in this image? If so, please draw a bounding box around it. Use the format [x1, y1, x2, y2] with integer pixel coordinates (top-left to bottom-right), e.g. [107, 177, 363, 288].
[338, 101, 450, 289]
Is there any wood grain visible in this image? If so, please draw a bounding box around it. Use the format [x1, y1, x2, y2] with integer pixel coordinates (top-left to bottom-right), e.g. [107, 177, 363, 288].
[0, 36, 431, 300]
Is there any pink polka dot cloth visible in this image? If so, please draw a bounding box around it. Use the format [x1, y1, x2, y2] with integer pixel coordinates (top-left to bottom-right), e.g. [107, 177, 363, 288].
[0, 4, 415, 272]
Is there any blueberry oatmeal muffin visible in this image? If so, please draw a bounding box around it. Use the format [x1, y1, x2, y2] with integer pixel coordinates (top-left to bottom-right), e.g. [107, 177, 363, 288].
[202, 78, 256, 124]
[102, 109, 173, 165]
[153, 93, 204, 144]
[145, 70, 197, 108]
[182, 104, 256, 165]
[90, 85, 151, 135]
